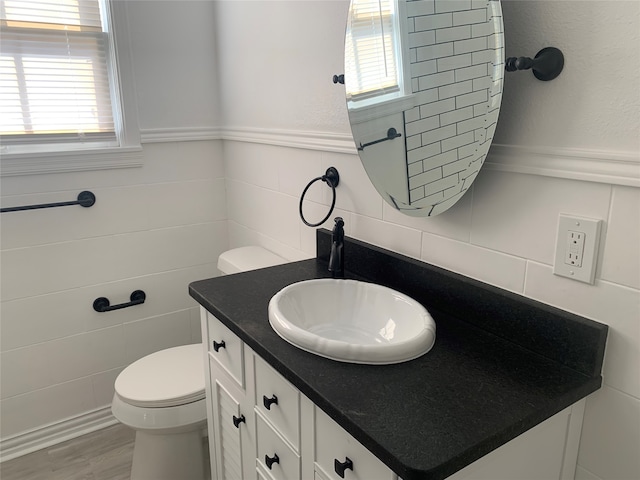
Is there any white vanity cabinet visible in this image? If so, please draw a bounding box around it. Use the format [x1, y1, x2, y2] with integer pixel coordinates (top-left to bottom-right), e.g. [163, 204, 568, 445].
[201, 308, 585, 480]
[202, 308, 398, 480]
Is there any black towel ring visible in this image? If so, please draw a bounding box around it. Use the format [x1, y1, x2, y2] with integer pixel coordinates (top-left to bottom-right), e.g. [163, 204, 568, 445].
[299, 167, 340, 227]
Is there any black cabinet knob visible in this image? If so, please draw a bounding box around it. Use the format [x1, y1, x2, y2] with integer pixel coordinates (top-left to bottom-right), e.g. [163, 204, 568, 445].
[232, 414, 245, 428]
[265, 453, 279, 470]
[334, 457, 353, 478]
[263, 394, 278, 410]
[212, 340, 225, 352]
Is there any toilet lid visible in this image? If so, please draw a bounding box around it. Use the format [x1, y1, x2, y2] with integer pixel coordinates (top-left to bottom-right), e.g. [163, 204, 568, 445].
[115, 344, 205, 408]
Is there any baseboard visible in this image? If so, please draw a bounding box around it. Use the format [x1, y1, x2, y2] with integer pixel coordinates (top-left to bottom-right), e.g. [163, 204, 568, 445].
[0, 407, 118, 463]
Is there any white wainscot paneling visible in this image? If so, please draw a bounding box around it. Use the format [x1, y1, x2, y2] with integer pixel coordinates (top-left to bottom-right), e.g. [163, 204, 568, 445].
[601, 185, 640, 290]
[224, 141, 283, 190]
[470, 171, 612, 264]
[1, 236, 120, 301]
[115, 222, 224, 279]
[227, 220, 313, 262]
[276, 146, 324, 199]
[5, 226, 212, 295]
[577, 386, 640, 480]
[321, 151, 384, 221]
[351, 213, 422, 260]
[189, 307, 203, 344]
[421, 231, 527, 293]
[144, 179, 227, 229]
[575, 465, 603, 480]
[525, 261, 640, 398]
[91, 367, 125, 407]
[0, 263, 218, 351]
[0, 187, 142, 249]
[140, 140, 225, 184]
[0, 377, 97, 438]
[122, 309, 194, 365]
[382, 187, 473, 242]
[225, 178, 301, 251]
[0, 343, 50, 400]
[0, 180, 226, 251]
[1, 327, 125, 400]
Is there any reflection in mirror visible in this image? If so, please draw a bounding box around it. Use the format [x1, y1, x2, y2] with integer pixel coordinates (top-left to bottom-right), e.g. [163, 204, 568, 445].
[345, 0, 504, 216]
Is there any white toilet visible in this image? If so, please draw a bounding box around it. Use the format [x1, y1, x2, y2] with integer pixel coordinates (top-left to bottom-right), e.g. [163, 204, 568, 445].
[112, 246, 286, 480]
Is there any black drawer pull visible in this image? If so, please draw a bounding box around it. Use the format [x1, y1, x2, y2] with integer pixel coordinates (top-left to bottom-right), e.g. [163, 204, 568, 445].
[334, 457, 353, 478]
[232, 414, 245, 428]
[212, 340, 225, 352]
[263, 394, 278, 410]
[265, 453, 279, 470]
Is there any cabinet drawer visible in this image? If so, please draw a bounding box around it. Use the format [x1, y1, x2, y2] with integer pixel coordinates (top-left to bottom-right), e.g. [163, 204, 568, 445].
[257, 413, 300, 480]
[254, 355, 300, 450]
[207, 312, 244, 388]
[315, 408, 395, 480]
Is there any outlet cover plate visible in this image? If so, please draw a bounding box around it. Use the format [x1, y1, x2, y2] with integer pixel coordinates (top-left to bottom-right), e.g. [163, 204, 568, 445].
[553, 214, 603, 284]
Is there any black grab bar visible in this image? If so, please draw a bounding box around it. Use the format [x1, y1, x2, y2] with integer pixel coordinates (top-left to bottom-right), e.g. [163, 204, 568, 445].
[93, 290, 146, 313]
[1, 190, 96, 213]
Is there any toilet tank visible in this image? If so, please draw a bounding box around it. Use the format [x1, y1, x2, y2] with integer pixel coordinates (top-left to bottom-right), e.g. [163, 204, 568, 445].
[217, 246, 287, 275]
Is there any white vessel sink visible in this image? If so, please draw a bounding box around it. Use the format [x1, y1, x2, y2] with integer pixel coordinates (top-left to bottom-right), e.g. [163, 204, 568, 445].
[268, 279, 436, 365]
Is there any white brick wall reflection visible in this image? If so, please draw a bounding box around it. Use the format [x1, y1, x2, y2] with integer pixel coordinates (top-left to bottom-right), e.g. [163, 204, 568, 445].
[405, 0, 503, 210]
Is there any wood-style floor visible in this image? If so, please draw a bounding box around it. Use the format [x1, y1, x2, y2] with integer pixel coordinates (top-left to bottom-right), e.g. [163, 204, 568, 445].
[1, 423, 211, 480]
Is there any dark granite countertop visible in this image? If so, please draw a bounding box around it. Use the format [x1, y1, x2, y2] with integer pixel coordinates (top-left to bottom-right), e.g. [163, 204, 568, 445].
[189, 231, 607, 480]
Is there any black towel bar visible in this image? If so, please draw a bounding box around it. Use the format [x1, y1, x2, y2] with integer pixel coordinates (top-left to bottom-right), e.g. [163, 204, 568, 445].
[1, 191, 96, 213]
[358, 128, 402, 151]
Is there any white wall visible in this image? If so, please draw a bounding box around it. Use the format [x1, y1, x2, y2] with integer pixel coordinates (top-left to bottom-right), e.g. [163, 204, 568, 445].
[0, 0, 226, 449]
[218, 2, 640, 480]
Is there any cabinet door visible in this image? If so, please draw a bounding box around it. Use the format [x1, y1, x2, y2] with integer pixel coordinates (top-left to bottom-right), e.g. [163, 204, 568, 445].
[446, 407, 572, 480]
[314, 408, 395, 480]
[211, 380, 253, 480]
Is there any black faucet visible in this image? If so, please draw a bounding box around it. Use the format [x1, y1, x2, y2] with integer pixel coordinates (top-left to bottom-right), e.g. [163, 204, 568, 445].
[328, 217, 344, 278]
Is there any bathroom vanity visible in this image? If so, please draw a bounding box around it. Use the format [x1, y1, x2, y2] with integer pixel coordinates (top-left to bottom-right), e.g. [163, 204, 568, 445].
[190, 231, 607, 480]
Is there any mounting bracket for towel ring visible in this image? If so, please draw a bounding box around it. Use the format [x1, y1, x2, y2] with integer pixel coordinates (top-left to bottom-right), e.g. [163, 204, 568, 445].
[505, 47, 564, 81]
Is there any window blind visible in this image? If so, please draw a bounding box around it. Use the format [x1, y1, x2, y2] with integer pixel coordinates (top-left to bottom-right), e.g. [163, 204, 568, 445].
[345, 0, 400, 101]
[0, 0, 118, 150]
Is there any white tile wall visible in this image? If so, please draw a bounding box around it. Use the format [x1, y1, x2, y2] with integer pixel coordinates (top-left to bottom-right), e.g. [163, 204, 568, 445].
[223, 141, 640, 480]
[0, 140, 226, 439]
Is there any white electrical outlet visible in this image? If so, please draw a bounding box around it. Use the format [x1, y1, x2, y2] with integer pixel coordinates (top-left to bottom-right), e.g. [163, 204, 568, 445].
[553, 215, 603, 284]
[565, 230, 585, 267]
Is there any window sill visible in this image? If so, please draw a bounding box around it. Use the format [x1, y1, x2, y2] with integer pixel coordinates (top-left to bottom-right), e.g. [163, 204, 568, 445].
[347, 93, 417, 125]
[0, 146, 144, 177]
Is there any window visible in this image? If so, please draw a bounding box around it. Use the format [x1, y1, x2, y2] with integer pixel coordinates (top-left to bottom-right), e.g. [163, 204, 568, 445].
[0, 0, 125, 155]
[345, 0, 405, 104]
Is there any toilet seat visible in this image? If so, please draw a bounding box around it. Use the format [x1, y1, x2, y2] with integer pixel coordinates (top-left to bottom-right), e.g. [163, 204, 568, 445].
[115, 344, 205, 408]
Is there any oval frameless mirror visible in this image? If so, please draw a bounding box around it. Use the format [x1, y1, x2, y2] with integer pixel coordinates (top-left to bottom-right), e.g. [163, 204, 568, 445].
[344, 0, 504, 216]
